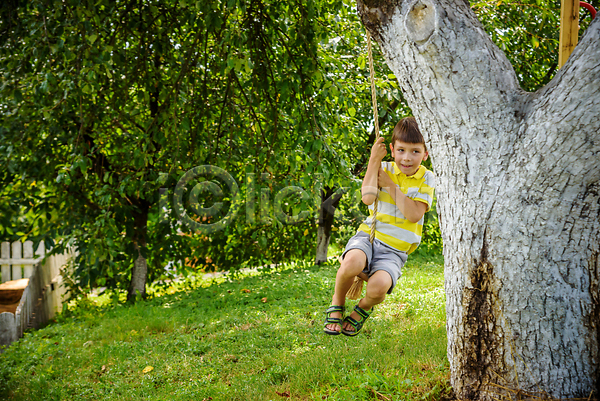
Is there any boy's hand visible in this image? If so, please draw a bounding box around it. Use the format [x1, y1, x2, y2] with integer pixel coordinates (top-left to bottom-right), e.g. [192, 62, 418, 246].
[370, 137, 387, 163]
[378, 167, 395, 189]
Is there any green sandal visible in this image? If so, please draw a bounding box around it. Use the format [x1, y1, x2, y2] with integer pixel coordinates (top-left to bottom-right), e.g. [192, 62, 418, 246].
[341, 304, 373, 337]
[323, 305, 344, 335]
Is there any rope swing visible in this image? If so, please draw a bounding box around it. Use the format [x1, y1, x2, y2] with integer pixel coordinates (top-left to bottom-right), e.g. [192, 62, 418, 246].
[347, 30, 380, 300]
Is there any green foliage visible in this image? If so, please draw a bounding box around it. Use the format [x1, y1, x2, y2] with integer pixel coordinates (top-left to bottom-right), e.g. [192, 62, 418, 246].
[314, 1, 412, 177]
[0, 0, 424, 295]
[0, 255, 449, 400]
[0, 182, 37, 241]
[0, 0, 368, 292]
[472, 0, 598, 92]
[4, 0, 585, 293]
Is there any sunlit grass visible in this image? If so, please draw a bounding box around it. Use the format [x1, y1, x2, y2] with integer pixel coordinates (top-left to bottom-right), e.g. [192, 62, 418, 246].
[0, 254, 451, 401]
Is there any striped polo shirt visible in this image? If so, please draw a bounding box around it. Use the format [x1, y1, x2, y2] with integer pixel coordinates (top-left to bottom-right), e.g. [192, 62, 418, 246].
[358, 162, 435, 254]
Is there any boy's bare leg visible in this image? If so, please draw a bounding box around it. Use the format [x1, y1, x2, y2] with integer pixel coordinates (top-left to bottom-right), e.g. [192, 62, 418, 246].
[325, 249, 367, 333]
[343, 270, 392, 332]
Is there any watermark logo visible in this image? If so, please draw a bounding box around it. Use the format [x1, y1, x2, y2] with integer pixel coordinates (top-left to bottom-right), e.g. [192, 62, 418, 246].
[173, 165, 241, 234]
[160, 165, 366, 234]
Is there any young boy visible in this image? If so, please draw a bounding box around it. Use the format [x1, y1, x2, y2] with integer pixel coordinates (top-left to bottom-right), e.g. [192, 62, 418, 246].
[324, 117, 435, 336]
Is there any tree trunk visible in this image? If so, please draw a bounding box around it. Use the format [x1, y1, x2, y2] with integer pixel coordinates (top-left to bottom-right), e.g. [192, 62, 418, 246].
[127, 200, 150, 302]
[315, 187, 343, 264]
[357, 1, 600, 399]
[127, 243, 148, 302]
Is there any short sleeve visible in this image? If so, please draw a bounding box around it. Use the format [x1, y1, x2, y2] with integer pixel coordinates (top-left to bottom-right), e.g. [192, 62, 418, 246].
[381, 161, 395, 174]
[413, 170, 435, 211]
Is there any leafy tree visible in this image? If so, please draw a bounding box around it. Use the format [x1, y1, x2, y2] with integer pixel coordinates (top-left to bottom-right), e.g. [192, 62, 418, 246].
[3, 0, 576, 302]
[0, 0, 345, 300]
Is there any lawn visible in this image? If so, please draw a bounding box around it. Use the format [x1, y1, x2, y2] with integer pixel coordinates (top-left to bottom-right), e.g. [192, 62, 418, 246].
[0, 252, 450, 401]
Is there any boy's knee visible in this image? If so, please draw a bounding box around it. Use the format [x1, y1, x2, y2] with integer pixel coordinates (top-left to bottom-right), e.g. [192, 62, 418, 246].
[366, 272, 392, 298]
[340, 250, 366, 273]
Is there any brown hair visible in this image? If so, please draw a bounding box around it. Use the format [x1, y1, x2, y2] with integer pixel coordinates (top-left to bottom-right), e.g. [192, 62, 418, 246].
[391, 117, 426, 150]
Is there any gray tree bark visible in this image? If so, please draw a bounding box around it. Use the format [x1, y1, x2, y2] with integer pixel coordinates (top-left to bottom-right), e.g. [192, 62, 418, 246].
[128, 244, 148, 302]
[357, 0, 600, 399]
[315, 225, 331, 264]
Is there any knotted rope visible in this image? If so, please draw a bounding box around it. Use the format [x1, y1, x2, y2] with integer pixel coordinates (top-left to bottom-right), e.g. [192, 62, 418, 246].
[347, 30, 379, 300]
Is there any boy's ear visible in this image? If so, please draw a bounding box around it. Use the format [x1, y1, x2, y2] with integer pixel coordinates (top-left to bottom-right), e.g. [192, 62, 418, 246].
[423, 151, 429, 161]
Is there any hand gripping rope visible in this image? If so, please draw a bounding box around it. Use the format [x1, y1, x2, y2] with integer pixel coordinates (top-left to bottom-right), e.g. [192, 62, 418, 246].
[347, 30, 379, 300]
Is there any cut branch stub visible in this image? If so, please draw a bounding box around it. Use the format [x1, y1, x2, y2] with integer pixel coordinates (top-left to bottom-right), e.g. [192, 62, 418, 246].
[405, 0, 437, 45]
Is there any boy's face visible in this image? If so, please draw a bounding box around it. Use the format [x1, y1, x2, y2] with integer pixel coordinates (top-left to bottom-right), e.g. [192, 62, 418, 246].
[390, 140, 429, 176]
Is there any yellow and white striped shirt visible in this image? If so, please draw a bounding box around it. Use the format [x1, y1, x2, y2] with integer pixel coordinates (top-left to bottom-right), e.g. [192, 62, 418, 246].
[358, 162, 435, 254]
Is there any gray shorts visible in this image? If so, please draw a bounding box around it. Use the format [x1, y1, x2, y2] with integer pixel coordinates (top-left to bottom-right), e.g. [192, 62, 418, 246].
[342, 231, 408, 294]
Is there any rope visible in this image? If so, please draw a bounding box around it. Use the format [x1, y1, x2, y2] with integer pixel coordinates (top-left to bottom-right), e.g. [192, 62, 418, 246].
[347, 30, 380, 301]
[366, 30, 379, 245]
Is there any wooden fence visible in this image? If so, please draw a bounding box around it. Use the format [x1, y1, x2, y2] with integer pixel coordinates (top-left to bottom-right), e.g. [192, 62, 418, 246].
[0, 241, 72, 352]
[1, 241, 45, 283]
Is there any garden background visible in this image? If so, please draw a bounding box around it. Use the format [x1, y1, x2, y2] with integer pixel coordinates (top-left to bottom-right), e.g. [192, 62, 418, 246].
[1, 0, 595, 399]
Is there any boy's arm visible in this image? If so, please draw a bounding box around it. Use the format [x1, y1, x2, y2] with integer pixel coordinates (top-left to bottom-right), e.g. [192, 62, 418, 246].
[377, 168, 428, 223]
[361, 137, 387, 205]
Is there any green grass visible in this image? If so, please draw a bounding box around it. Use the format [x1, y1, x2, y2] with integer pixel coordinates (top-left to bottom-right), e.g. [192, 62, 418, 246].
[0, 253, 451, 401]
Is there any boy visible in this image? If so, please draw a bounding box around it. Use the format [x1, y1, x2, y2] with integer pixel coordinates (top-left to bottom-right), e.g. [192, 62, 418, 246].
[324, 117, 435, 336]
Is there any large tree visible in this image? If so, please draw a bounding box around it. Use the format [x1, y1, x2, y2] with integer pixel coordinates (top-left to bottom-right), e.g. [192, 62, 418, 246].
[357, 0, 600, 399]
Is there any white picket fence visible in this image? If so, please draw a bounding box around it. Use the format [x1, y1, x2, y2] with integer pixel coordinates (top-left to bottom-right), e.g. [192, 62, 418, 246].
[0, 241, 45, 283]
[0, 241, 72, 352]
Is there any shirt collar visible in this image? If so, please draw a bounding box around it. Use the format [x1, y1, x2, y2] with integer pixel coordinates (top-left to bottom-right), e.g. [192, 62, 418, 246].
[392, 163, 426, 179]
[412, 165, 426, 179]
